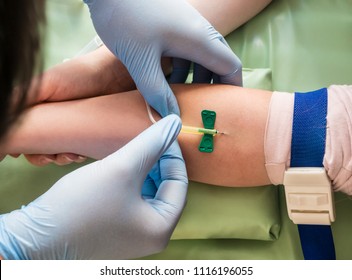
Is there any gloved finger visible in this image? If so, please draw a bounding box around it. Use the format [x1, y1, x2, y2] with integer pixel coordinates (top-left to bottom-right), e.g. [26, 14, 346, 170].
[152, 140, 188, 206]
[102, 114, 182, 192]
[146, 141, 185, 188]
[160, 140, 187, 185]
[136, 64, 180, 117]
[121, 44, 180, 117]
[142, 174, 158, 199]
[142, 161, 163, 198]
[185, 34, 243, 86]
[192, 63, 213, 84]
[168, 58, 191, 84]
[147, 161, 162, 189]
[205, 38, 243, 86]
[153, 180, 188, 216]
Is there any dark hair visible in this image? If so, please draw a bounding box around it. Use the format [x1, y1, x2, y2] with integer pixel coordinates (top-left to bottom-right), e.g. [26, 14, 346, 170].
[0, 0, 46, 139]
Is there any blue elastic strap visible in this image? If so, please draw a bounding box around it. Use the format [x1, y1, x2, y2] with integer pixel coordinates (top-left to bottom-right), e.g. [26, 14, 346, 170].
[291, 88, 336, 260]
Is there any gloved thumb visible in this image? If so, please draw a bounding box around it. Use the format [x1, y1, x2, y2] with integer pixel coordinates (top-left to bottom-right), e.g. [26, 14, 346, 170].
[153, 139, 188, 211]
[101, 114, 182, 191]
[136, 64, 180, 117]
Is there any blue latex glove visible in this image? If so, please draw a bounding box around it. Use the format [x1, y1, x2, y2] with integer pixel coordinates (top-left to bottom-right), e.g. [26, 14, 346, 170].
[0, 115, 188, 259]
[168, 59, 222, 84]
[83, 0, 242, 117]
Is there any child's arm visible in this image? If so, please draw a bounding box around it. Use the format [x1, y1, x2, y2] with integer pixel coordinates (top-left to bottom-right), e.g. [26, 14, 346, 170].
[26, 46, 137, 106]
[1, 84, 273, 187]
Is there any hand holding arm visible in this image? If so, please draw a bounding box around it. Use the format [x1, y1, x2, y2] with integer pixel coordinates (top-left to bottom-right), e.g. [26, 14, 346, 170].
[84, 0, 242, 116]
[0, 115, 188, 259]
[169, 0, 272, 83]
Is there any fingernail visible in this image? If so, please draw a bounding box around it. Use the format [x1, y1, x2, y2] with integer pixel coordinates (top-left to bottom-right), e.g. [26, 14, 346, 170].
[77, 156, 87, 162]
[62, 155, 73, 162]
[40, 157, 53, 165]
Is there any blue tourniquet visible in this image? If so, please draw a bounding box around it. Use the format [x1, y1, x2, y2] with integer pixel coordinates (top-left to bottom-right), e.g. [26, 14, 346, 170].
[290, 88, 336, 260]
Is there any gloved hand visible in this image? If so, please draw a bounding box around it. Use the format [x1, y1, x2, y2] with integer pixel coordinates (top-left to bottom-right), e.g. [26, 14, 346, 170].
[83, 0, 242, 116]
[0, 115, 188, 259]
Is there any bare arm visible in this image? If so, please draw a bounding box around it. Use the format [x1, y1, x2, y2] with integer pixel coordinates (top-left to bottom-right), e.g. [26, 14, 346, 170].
[26, 46, 136, 106]
[1, 84, 272, 187]
[28, 0, 271, 105]
[188, 0, 272, 35]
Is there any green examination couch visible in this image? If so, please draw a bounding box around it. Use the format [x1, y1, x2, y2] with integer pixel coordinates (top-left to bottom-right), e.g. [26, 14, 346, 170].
[0, 0, 351, 259]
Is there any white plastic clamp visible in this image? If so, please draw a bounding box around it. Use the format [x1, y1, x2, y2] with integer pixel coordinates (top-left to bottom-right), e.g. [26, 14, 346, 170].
[283, 167, 335, 225]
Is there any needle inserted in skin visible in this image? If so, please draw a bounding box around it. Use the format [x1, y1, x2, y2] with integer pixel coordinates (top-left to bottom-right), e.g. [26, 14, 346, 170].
[144, 100, 226, 135]
[181, 125, 224, 136]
